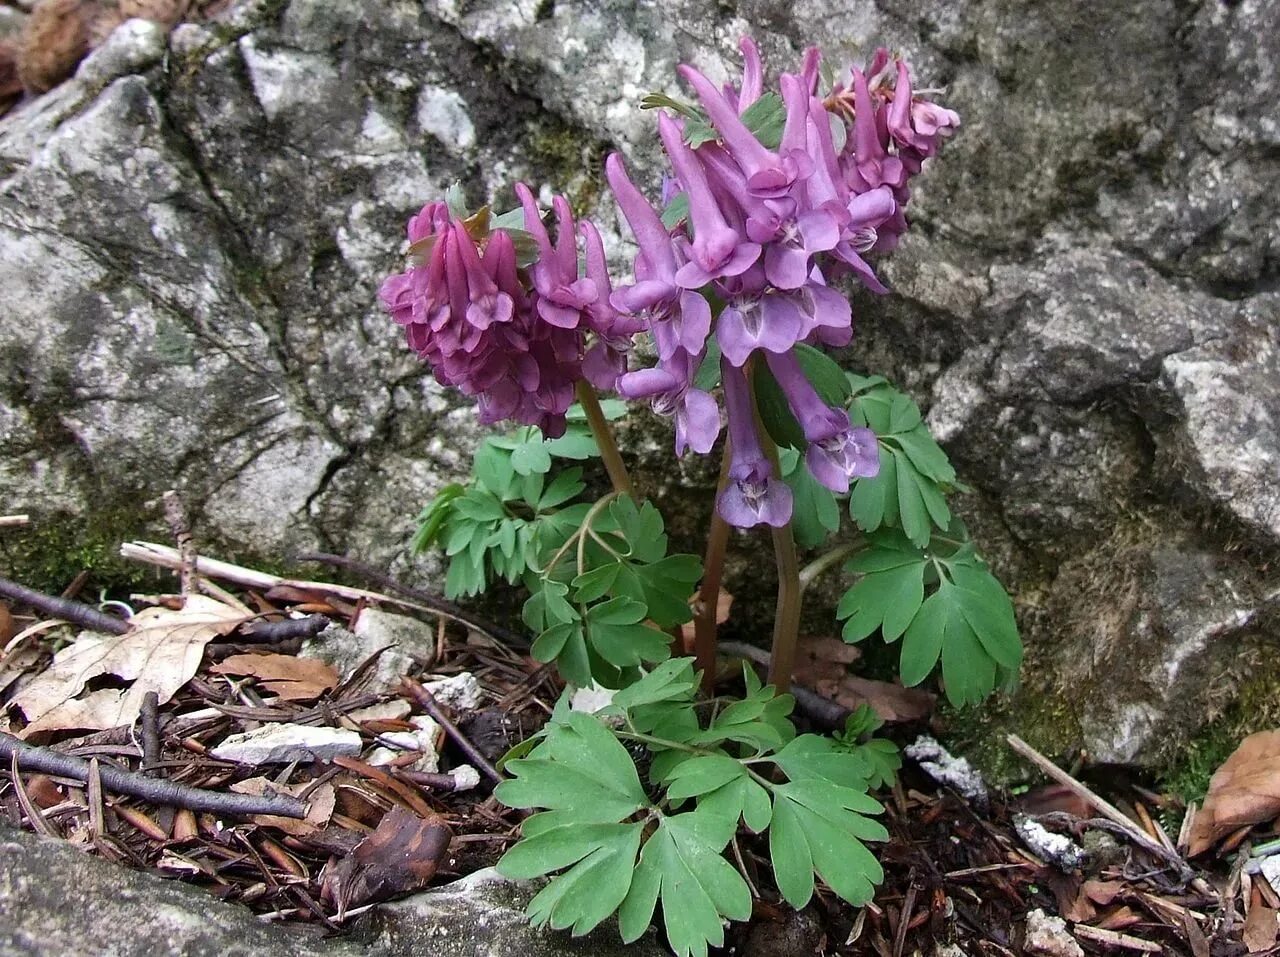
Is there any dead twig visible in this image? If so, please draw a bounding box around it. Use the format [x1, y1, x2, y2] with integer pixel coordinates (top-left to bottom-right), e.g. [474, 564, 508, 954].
[401, 677, 502, 785]
[161, 489, 196, 597]
[140, 691, 161, 772]
[122, 542, 513, 647]
[0, 514, 31, 527]
[238, 615, 331, 643]
[1, 732, 307, 818]
[1072, 923, 1163, 953]
[293, 551, 528, 649]
[0, 576, 130, 635]
[719, 641, 850, 730]
[1006, 734, 1193, 881]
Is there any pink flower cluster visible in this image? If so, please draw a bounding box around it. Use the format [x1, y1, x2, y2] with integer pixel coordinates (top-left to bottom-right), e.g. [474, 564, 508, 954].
[608, 40, 958, 527]
[378, 188, 641, 438]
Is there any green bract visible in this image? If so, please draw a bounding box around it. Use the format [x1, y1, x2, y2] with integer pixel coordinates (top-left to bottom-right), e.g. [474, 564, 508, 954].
[496, 661, 890, 957]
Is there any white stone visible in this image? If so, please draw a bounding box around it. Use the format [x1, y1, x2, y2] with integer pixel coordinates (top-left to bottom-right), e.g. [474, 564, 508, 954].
[209, 724, 362, 764]
[904, 736, 989, 806]
[1024, 909, 1084, 957]
[1014, 816, 1087, 871]
[422, 672, 483, 711]
[367, 717, 441, 773]
[449, 765, 482, 792]
[415, 87, 475, 151]
[75, 19, 166, 87]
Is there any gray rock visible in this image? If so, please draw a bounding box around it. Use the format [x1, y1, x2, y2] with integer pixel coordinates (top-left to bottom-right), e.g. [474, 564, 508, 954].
[346, 867, 667, 957]
[0, 0, 1277, 767]
[209, 722, 363, 764]
[0, 826, 660, 957]
[300, 610, 436, 694]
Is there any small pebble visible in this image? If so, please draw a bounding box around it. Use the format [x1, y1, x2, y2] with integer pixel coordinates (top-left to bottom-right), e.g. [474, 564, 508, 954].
[210, 723, 362, 764]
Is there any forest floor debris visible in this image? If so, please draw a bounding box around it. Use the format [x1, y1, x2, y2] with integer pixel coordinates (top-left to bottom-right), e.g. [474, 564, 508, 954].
[0, 544, 1277, 954]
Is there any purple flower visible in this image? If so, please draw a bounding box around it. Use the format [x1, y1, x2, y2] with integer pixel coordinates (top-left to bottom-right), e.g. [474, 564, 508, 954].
[765, 351, 879, 492]
[378, 185, 638, 438]
[717, 362, 792, 527]
[657, 113, 761, 288]
[617, 355, 720, 456]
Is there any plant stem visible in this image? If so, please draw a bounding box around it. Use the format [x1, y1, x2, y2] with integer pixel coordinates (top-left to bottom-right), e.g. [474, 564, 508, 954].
[797, 542, 861, 596]
[693, 438, 733, 696]
[745, 364, 802, 696]
[575, 380, 634, 498]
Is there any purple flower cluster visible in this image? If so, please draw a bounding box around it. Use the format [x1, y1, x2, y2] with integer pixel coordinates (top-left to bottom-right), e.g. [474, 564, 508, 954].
[379, 188, 641, 438]
[608, 40, 957, 528]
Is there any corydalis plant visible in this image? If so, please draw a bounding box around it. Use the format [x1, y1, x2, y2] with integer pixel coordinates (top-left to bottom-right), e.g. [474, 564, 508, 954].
[381, 36, 1013, 957]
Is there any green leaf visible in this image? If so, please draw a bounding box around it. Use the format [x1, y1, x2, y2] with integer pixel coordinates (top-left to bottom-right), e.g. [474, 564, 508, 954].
[772, 735, 874, 791]
[768, 779, 886, 909]
[474, 440, 516, 498]
[849, 449, 898, 532]
[664, 753, 746, 802]
[836, 560, 925, 643]
[899, 587, 948, 687]
[444, 551, 484, 598]
[640, 810, 752, 957]
[752, 361, 805, 449]
[539, 468, 586, 509]
[609, 658, 699, 712]
[452, 489, 507, 522]
[511, 440, 553, 476]
[693, 337, 721, 390]
[739, 91, 786, 149]
[793, 343, 853, 405]
[410, 483, 465, 553]
[895, 455, 932, 547]
[523, 824, 645, 935]
[571, 563, 621, 604]
[947, 563, 1022, 670]
[542, 425, 601, 460]
[498, 711, 649, 816]
[781, 450, 840, 549]
[892, 428, 956, 484]
[661, 192, 690, 231]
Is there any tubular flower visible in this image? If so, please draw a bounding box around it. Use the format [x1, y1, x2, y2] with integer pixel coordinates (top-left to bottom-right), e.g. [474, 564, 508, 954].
[378, 189, 639, 438]
[605, 39, 953, 526]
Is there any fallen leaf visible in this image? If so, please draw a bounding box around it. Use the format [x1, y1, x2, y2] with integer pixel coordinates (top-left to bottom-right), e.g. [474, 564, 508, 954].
[211, 653, 338, 700]
[1188, 731, 1280, 856]
[17, 0, 91, 94]
[230, 776, 336, 836]
[321, 805, 451, 913]
[1081, 880, 1126, 906]
[1020, 783, 1096, 819]
[12, 595, 242, 736]
[0, 601, 13, 646]
[1245, 888, 1279, 954]
[793, 636, 933, 722]
[714, 589, 733, 625]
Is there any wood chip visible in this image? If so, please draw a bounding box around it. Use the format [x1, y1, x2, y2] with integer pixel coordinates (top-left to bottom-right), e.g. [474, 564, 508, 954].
[1073, 924, 1162, 953]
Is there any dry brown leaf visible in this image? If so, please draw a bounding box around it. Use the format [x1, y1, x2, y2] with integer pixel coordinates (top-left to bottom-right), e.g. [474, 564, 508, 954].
[210, 653, 338, 701]
[792, 635, 933, 722]
[230, 776, 335, 836]
[1245, 888, 1279, 954]
[1188, 731, 1280, 856]
[17, 0, 92, 94]
[320, 805, 452, 913]
[1081, 880, 1126, 906]
[11, 594, 242, 736]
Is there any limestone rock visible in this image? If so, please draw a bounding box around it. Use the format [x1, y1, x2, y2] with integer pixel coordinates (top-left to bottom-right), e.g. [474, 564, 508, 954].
[0, 825, 662, 956]
[0, 0, 1277, 769]
[347, 867, 668, 957]
[209, 722, 362, 764]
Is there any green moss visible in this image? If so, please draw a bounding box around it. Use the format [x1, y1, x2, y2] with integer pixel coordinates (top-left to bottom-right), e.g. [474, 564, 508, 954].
[525, 122, 608, 213]
[936, 682, 1084, 786]
[1157, 657, 1280, 806]
[1, 505, 156, 597]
